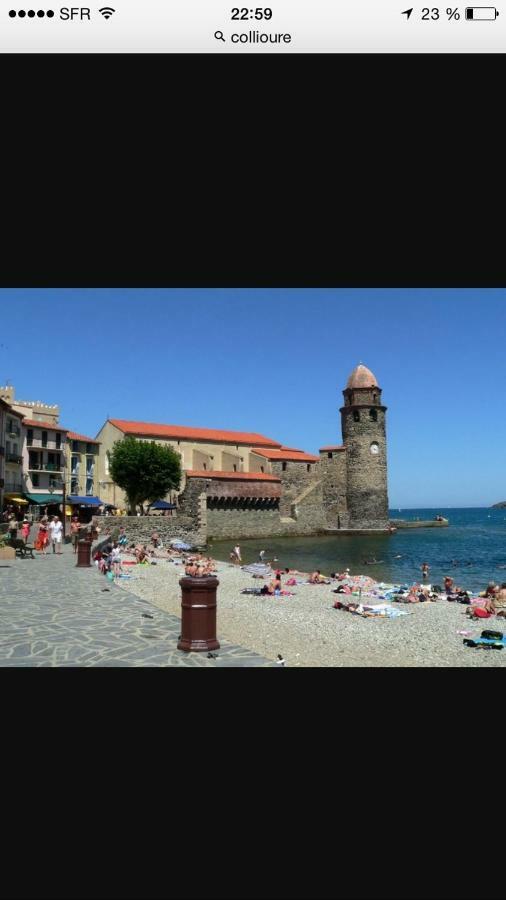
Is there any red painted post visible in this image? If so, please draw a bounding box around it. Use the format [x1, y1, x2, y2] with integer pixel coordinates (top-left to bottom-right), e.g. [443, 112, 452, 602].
[177, 576, 220, 652]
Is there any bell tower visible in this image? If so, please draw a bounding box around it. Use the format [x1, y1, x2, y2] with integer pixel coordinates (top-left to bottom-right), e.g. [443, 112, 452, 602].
[340, 364, 389, 530]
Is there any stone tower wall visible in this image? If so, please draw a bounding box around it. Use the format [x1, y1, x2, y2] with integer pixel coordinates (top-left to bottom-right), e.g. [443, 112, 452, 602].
[271, 459, 320, 518]
[319, 451, 348, 528]
[341, 402, 389, 530]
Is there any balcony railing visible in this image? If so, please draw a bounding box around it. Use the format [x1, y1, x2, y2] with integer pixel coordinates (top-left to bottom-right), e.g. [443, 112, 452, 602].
[6, 454, 23, 465]
[8, 427, 21, 438]
[28, 463, 64, 472]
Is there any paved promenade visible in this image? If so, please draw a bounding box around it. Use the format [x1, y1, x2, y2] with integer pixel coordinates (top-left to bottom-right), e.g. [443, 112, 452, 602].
[0, 544, 275, 667]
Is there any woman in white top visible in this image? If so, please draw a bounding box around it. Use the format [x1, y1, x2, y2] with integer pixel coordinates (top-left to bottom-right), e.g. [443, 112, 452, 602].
[50, 517, 63, 554]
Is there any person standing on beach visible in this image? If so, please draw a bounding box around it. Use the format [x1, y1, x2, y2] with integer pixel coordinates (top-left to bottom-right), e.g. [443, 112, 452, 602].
[259, 549, 266, 563]
[233, 544, 242, 563]
[421, 562, 430, 579]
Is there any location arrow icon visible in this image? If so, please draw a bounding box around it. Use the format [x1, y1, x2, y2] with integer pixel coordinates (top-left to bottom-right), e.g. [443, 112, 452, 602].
[401, 8, 413, 17]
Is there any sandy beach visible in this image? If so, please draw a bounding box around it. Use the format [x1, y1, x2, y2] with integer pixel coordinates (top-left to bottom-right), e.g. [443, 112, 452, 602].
[118, 557, 506, 667]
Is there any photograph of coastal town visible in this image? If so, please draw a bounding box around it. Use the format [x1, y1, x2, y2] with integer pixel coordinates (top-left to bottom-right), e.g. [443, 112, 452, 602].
[1, 287, 505, 667]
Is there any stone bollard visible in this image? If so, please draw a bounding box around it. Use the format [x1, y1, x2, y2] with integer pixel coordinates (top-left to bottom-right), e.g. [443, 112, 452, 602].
[177, 576, 220, 652]
[76, 535, 92, 568]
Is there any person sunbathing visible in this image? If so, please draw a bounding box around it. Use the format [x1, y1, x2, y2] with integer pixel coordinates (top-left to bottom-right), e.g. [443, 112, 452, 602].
[309, 570, 330, 584]
[494, 583, 506, 609]
[466, 598, 495, 620]
[260, 575, 282, 595]
[480, 581, 499, 599]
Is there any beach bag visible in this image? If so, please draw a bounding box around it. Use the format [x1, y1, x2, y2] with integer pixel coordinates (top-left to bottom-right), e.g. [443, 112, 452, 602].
[481, 630, 503, 640]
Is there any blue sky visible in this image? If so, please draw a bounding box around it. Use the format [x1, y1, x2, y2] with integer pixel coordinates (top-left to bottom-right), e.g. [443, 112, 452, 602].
[0, 288, 504, 507]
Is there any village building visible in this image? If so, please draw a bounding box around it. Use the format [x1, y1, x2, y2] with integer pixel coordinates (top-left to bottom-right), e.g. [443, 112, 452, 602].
[66, 432, 101, 500]
[0, 384, 59, 426]
[1, 402, 25, 508]
[94, 418, 289, 509]
[94, 364, 389, 540]
[22, 419, 69, 514]
[0, 399, 25, 510]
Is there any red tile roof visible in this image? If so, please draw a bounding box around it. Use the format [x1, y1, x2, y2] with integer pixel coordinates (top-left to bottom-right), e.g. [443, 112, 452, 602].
[319, 445, 346, 452]
[251, 448, 320, 462]
[186, 470, 281, 482]
[109, 419, 282, 448]
[23, 419, 68, 432]
[67, 431, 100, 444]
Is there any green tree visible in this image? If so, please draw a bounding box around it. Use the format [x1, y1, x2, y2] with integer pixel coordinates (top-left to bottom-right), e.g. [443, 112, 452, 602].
[108, 437, 182, 514]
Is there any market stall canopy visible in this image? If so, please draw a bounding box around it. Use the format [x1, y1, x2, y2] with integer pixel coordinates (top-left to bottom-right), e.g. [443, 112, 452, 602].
[3, 494, 28, 504]
[67, 495, 106, 507]
[149, 500, 176, 510]
[25, 493, 63, 504]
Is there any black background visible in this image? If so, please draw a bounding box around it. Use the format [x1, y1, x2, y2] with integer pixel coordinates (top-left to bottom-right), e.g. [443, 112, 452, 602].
[1, 48, 503, 900]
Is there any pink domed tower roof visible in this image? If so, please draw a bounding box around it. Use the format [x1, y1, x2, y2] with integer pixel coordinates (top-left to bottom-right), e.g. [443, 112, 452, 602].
[345, 364, 378, 390]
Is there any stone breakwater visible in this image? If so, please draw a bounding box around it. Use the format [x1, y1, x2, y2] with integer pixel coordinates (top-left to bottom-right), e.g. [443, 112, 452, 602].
[119, 559, 506, 668]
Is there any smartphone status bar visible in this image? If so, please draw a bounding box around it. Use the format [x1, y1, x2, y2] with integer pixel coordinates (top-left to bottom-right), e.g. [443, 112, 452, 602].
[0, 0, 504, 53]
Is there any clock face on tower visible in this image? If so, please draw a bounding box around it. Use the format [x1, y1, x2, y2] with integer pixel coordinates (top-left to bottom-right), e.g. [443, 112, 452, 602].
[370, 442, 379, 455]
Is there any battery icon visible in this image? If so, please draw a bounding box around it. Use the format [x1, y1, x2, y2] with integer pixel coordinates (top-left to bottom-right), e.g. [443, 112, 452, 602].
[465, 7, 500, 18]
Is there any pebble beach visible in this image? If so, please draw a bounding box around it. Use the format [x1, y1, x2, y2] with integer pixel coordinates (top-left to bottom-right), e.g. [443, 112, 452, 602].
[118, 557, 506, 667]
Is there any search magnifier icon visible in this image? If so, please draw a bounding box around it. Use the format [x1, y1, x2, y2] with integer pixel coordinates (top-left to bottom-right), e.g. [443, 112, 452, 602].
[214, 30, 226, 42]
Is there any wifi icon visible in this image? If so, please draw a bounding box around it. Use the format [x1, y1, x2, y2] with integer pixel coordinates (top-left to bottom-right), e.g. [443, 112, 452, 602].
[99, 6, 115, 18]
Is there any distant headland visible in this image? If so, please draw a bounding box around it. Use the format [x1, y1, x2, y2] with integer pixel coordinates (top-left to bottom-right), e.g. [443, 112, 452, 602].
[492, 501, 506, 508]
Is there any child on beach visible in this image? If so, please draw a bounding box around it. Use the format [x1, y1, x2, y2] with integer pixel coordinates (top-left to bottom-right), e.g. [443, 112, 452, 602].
[111, 543, 122, 580]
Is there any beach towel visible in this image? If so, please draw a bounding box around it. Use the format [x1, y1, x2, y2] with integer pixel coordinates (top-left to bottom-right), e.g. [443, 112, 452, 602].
[360, 603, 408, 618]
[171, 540, 192, 550]
[242, 563, 272, 577]
[463, 636, 505, 649]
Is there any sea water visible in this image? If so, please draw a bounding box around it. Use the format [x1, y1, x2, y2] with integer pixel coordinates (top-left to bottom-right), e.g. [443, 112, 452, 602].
[209, 508, 506, 593]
